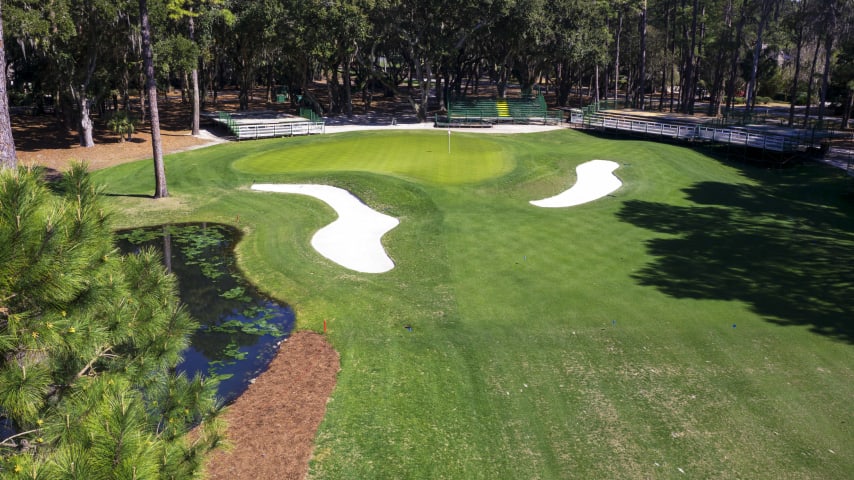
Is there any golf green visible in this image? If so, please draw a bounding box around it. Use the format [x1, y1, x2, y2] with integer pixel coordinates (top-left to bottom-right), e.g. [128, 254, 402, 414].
[232, 130, 515, 185]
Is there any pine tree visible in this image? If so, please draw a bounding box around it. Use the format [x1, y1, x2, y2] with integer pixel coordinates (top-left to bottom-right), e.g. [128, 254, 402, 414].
[0, 166, 222, 478]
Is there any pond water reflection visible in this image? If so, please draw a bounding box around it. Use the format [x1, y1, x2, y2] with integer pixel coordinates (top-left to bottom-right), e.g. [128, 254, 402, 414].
[116, 223, 294, 403]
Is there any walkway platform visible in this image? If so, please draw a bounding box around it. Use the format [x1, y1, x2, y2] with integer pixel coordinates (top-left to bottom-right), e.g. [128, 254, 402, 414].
[570, 110, 823, 154]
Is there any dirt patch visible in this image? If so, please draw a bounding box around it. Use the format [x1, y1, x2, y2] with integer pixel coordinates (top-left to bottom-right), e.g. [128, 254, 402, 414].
[204, 331, 340, 480]
[12, 112, 219, 175]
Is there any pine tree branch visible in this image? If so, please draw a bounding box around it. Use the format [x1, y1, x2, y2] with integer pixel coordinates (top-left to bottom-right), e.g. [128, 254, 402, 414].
[75, 346, 114, 379]
[0, 428, 40, 447]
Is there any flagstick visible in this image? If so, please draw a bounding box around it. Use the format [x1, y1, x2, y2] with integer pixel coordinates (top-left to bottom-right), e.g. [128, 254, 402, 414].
[448, 126, 451, 154]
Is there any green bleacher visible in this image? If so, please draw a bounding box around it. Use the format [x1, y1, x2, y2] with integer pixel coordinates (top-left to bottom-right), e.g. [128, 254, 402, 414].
[445, 95, 559, 125]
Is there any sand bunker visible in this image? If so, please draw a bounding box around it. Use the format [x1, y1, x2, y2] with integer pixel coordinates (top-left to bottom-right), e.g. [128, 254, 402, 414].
[251, 184, 399, 273]
[530, 160, 622, 208]
[251, 159, 619, 271]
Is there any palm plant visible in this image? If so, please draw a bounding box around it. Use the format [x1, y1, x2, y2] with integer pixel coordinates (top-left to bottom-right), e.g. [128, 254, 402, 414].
[107, 111, 137, 142]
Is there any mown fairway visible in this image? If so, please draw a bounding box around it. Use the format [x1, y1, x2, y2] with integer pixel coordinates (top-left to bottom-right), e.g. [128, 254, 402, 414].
[94, 129, 854, 479]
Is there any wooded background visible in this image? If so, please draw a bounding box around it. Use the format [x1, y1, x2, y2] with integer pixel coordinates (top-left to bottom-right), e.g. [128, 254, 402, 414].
[2, 0, 853, 139]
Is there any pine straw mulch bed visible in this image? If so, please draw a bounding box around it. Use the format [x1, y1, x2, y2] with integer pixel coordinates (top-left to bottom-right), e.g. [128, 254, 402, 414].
[204, 332, 339, 480]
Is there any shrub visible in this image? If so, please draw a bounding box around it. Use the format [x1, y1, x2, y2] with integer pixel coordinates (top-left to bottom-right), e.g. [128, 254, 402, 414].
[107, 111, 137, 142]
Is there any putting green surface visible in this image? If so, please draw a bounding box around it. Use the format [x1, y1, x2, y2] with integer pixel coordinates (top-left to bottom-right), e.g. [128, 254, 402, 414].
[232, 131, 514, 185]
[95, 130, 854, 479]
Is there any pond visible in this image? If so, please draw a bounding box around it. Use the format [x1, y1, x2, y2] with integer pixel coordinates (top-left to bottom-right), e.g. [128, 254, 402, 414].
[115, 223, 295, 404]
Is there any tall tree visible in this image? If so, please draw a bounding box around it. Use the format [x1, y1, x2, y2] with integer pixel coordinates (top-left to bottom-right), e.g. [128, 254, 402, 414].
[189, 11, 201, 135]
[635, 0, 648, 109]
[166, 0, 230, 132]
[140, 0, 168, 198]
[65, 1, 129, 147]
[680, 0, 701, 114]
[816, 0, 848, 126]
[785, 0, 805, 125]
[745, 0, 780, 112]
[613, 1, 625, 105]
[836, 34, 854, 128]
[0, 4, 16, 170]
[724, 0, 749, 114]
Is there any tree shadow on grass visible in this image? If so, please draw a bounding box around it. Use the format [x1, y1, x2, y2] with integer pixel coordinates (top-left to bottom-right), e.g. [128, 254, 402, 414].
[617, 166, 854, 343]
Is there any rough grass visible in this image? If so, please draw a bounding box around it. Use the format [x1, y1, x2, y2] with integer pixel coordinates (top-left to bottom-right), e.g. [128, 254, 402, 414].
[94, 129, 854, 479]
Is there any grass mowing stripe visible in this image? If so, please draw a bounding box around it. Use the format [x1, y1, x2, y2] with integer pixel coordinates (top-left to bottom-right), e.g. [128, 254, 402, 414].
[93, 130, 854, 479]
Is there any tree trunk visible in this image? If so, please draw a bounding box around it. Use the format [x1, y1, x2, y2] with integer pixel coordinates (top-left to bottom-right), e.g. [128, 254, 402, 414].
[786, 0, 809, 126]
[437, 69, 445, 111]
[266, 63, 273, 103]
[816, 29, 835, 127]
[746, 8, 769, 112]
[725, 0, 748, 114]
[803, 39, 821, 127]
[139, 71, 147, 123]
[614, 11, 622, 106]
[497, 55, 510, 99]
[327, 66, 339, 113]
[189, 15, 200, 136]
[669, 2, 677, 112]
[556, 61, 572, 106]
[681, 0, 699, 113]
[842, 89, 853, 129]
[624, 62, 633, 107]
[181, 72, 188, 104]
[707, 47, 726, 116]
[637, 0, 648, 110]
[140, 0, 167, 199]
[343, 53, 354, 117]
[688, 5, 706, 114]
[77, 91, 94, 147]
[658, 2, 669, 111]
[238, 61, 251, 111]
[0, 6, 17, 170]
[420, 62, 433, 119]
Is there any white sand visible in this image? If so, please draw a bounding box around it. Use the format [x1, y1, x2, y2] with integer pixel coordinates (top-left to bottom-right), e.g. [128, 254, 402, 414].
[530, 160, 622, 208]
[251, 184, 399, 273]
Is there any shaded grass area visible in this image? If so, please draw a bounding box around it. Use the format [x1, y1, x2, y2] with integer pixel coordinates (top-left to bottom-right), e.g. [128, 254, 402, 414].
[93, 130, 854, 479]
[618, 165, 854, 342]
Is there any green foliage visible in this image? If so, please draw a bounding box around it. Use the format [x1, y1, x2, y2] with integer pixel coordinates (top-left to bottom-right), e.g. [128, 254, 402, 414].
[219, 286, 249, 301]
[0, 166, 221, 478]
[106, 111, 137, 142]
[155, 35, 200, 77]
